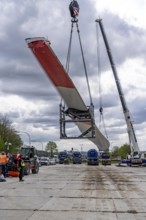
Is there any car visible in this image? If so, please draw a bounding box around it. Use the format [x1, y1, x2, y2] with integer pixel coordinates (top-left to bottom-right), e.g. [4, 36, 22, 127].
[54, 156, 59, 164]
[40, 157, 50, 166]
[38, 158, 42, 167]
[50, 158, 56, 165]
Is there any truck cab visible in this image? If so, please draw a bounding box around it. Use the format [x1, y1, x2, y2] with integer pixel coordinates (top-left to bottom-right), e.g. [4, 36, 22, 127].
[72, 151, 82, 164]
[58, 151, 69, 164]
[87, 149, 99, 165]
[101, 152, 111, 165]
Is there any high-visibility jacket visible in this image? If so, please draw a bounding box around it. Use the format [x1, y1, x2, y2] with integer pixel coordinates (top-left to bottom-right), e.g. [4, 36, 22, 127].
[18, 159, 25, 170]
[21, 161, 25, 167]
[0, 155, 8, 165]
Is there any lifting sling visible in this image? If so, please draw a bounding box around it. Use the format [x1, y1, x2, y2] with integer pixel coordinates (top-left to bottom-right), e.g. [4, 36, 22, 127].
[66, 14, 93, 106]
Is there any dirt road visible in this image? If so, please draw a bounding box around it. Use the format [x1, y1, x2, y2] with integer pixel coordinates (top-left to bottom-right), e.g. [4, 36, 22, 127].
[0, 164, 146, 220]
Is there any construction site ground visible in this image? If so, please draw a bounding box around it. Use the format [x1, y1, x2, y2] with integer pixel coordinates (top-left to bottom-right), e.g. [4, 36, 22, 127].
[1, 164, 146, 220]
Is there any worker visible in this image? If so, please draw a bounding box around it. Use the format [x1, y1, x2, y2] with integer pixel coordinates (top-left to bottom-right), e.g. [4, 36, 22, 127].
[0, 165, 6, 182]
[17, 154, 25, 182]
[69, 0, 79, 18]
[0, 152, 8, 180]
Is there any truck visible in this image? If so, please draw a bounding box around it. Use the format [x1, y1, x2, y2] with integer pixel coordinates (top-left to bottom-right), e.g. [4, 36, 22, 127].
[58, 151, 70, 164]
[72, 151, 82, 164]
[87, 149, 99, 165]
[20, 146, 39, 175]
[101, 152, 111, 165]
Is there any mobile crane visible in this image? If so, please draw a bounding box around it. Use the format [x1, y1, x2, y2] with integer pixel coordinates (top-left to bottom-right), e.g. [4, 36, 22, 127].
[96, 19, 143, 166]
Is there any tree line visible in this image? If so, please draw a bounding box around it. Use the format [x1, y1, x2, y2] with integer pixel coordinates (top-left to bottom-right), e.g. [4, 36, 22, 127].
[0, 115, 22, 153]
[111, 144, 131, 159]
[0, 115, 130, 158]
[0, 115, 58, 156]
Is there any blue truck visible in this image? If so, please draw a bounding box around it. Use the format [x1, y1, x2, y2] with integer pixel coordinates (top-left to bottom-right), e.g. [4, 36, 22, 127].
[87, 149, 99, 165]
[58, 151, 69, 164]
[72, 151, 82, 164]
[101, 152, 111, 165]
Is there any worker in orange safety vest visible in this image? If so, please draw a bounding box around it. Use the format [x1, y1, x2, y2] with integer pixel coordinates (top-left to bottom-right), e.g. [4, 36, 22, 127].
[0, 152, 8, 179]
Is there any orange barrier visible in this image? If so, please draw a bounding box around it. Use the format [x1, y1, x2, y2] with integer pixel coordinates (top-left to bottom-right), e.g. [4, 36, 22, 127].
[8, 171, 19, 177]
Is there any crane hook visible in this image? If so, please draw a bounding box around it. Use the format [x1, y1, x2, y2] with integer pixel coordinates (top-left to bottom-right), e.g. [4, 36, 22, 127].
[69, 0, 79, 22]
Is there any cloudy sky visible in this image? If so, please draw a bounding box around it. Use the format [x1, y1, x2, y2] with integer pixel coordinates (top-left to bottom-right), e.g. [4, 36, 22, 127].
[0, 0, 146, 152]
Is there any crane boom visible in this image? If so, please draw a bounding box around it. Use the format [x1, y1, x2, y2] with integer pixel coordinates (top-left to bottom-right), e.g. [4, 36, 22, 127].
[96, 19, 140, 155]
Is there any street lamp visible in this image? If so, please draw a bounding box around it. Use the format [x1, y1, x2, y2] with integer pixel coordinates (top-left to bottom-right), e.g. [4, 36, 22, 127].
[18, 131, 31, 147]
[31, 140, 44, 151]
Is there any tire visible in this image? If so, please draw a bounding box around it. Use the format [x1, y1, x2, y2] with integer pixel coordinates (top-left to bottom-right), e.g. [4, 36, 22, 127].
[24, 163, 30, 175]
[32, 162, 39, 174]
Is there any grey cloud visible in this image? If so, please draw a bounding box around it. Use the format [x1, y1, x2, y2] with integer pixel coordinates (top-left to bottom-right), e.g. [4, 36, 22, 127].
[98, 13, 146, 69]
[0, 0, 145, 147]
